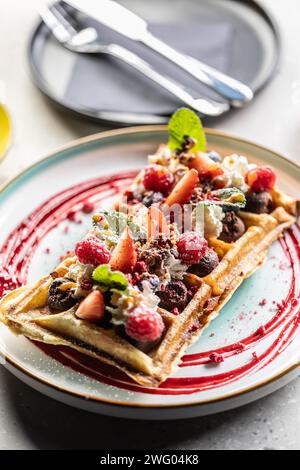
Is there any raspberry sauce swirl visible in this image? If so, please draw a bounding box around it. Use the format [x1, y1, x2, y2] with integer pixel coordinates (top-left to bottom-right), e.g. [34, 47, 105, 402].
[0, 173, 299, 396]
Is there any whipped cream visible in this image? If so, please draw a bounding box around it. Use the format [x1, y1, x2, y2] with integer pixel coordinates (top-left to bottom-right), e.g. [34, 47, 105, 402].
[222, 154, 256, 192]
[204, 205, 224, 239]
[107, 281, 160, 326]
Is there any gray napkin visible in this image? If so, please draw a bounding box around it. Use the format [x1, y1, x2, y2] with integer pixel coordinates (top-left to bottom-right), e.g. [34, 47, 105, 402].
[64, 20, 235, 114]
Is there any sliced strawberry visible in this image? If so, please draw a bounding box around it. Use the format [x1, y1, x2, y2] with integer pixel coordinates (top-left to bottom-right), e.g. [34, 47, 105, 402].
[110, 226, 137, 273]
[188, 152, 223, 179]
[147, 206, 168, 239]
[165, 169, 199, 207]
[75, 291, 105, 322]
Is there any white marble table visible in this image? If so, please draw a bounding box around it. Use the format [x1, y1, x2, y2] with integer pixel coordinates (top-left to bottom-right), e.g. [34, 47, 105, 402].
[0, 0, 300, 450]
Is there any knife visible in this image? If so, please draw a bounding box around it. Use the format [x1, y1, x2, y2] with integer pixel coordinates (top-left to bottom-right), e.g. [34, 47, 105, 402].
[64, 0, 253, 107]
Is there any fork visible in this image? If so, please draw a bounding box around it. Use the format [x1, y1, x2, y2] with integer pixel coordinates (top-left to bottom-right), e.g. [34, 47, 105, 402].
[39, 3, 230, 117]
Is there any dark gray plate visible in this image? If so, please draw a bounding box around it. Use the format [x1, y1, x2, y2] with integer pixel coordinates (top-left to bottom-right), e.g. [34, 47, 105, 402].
[29, 0, 280, 126]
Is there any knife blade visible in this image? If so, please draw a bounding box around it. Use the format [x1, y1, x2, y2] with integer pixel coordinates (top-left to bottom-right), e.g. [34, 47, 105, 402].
[66, 0, 148, 41]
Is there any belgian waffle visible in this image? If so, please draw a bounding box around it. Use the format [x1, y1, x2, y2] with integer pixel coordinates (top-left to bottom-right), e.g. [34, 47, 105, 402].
[0, 205, 295, 387]
[0, 109, 299, 387]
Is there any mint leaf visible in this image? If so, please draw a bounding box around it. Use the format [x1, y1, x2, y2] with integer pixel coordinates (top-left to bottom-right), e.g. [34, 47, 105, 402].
[168, 108, 206, 152]
[92, 264, 128, 291]
[212, 188, 246, 208]
[194, 188, 246, 210]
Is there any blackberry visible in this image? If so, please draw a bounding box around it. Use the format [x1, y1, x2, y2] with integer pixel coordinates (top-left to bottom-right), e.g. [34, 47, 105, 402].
[188, 250, 219, 277]
[157, 280, 188, 312]
[48, 278, 77, 311]
[245, 192, 274, 214]
[142, 191, 164, 208]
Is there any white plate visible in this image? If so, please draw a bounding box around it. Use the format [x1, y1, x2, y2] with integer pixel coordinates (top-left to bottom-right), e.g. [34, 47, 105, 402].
[0, 126, 299, 420]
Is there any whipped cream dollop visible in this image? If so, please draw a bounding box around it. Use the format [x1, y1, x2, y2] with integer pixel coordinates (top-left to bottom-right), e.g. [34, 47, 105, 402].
[192, 204, 224, 239]
[148, 145, 171, 166]
[222, 154, 256, 192]
[165, 253, 188, 280]
[107, 281, 160, 326]
[67, 262, 94, 283]
[204, 205, 224, 239]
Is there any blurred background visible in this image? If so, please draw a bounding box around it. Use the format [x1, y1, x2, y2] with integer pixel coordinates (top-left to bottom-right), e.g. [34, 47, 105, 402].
[0, 0, 300, 184]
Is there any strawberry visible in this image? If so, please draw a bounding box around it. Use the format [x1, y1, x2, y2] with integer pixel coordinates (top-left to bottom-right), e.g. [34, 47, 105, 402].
[110, 226, 137, 273]
[188, 152, 223, 179]
[147, 206, 168, 239]
[165, 169, 199, 206]
[75, 291, 105, 322]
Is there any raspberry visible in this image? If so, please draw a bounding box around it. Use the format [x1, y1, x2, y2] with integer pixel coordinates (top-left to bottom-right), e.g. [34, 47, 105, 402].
[75, 238, 111, 266]
[125, 307, 164, 342]
[187, 285, 198, 300]
[67, 210, 77, 221]
[246, 166, 276, 192]
[82, 201, 95, 214]
[209, 352, 224, 364]
[124, 190, 134, 199]
[134, 261, 147, 274]
[80, 279, 93, 291]
[189, 322, 200, 333]
[143, 164, 174, 196]
[177, 232, 208, 265]
[132, 272, 141, 284]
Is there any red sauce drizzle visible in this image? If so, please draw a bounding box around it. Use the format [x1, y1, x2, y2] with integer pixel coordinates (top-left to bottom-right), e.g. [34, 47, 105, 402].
[0, 172, 299, 396]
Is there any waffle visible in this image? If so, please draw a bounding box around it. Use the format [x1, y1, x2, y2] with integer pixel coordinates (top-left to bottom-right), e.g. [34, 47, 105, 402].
[1, 108, 299, 387]
[0, 203, 296, 387]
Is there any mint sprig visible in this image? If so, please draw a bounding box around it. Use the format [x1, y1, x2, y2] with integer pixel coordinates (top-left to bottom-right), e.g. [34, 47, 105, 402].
[92, 264, 128, 291]
[168, 108, 206, 153]
[196, 188, 246, 210]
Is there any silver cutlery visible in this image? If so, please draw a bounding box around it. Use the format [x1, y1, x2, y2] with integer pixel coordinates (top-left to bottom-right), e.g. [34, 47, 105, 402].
[40, 3, 229, 117]
[65, 0, 253, 107]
